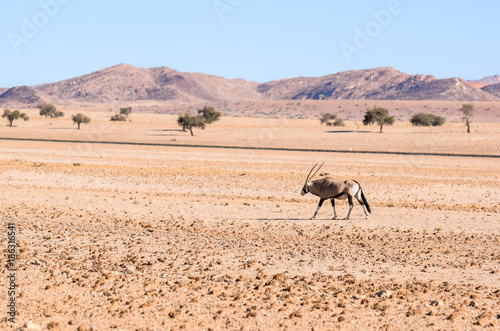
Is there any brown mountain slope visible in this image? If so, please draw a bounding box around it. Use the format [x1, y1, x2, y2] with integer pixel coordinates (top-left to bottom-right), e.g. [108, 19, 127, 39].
[2, 64, 495, 105]
[37, 64, 261, 103]
[0, 86, 47, 105]
[481, 83, 500, 98]
[257, 67, 409, 99]
[37, 64, 185, 103]
[258, 67, 497, 101]
[149, 66, 262, 102]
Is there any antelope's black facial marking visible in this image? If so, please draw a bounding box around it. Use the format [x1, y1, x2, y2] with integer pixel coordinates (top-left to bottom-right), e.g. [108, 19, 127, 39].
[301, 182, 309, 196]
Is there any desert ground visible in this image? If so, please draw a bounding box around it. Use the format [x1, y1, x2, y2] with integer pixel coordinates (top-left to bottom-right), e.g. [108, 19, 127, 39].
[0, 112, 499, 330]
[12, 99, 500, 123]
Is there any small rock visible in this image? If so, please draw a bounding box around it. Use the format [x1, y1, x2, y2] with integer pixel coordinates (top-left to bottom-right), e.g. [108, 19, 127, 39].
[16, 322, 42, 331]
[374, 290, 392, 298]
[476, 311, 494, 326]
[447, 311, 461, 321]
[273, 273, 287, 283]
[430, 300, 443, 307]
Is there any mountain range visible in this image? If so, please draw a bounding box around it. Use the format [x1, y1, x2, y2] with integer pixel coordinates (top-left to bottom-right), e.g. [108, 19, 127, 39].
[1, 64, 499, 105]
[470, 75, 500, 85]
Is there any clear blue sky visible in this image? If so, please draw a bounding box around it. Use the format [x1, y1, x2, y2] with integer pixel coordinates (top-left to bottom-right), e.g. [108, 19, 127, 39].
[1, 0, 499, 87]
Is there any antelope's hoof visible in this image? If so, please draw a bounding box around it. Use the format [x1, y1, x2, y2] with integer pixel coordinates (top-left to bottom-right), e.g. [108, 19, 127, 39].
[343, 217, 349, 220]
[365, 216, 369, 219]
[332, 217, 337, 220]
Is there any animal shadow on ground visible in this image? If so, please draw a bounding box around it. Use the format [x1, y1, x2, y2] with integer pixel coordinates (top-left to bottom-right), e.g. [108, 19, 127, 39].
[254, 218, 362, 221]
[255, 218, 305, 221]
[325, 130, 371, 134]
[146, 129, 186, 137]
[146, 134, 181, 137]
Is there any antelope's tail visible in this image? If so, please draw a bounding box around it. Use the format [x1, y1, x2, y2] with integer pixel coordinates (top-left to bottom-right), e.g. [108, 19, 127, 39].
[352, 180, 371, 214]
[361, 191, 371, 214]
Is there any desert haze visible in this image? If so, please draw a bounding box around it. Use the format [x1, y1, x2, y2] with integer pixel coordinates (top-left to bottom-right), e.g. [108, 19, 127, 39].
[0, 109, 499, 330]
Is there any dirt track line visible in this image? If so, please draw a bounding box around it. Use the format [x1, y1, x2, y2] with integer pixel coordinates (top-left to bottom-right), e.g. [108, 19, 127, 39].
[1, 137, 499, 159]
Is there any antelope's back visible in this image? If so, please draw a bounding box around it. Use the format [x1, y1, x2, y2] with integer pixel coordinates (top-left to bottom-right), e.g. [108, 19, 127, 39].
[316, 177, 346, 198]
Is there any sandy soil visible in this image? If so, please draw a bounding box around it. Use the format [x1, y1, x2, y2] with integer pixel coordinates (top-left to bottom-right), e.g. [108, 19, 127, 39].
[0, 116, 499, 330]
[2, 111, 500, 156]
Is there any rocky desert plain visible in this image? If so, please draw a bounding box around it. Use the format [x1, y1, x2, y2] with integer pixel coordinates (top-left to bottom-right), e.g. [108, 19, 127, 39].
[0, 102, 499, 331]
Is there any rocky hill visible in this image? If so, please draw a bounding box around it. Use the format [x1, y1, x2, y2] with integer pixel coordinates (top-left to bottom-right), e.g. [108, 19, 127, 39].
[258, 67, 497, 101]
[36, 64, 262, 103]
[2, 65, 499, 105]
[0, 86, 47, 105]
[481, 83, 500, 98]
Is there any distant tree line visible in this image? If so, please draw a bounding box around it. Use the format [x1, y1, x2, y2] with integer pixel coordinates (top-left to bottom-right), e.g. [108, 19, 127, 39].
[1, 102, 477, 134]
[320, 103, 474, 133]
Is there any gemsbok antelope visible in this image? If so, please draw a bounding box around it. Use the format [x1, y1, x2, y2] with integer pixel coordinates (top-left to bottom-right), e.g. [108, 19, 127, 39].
[300, 162, 371, 220]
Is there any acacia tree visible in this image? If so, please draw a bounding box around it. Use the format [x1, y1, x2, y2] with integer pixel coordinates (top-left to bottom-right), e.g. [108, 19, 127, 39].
[320, 113, 336, 125]
[410, 113, 446, 126]
[177, 113, 188, 132]
[2, 109, 29, 127]
[333, 118, 345, 127]
[110, 113, 127, 121]
[72, 113, 91, 129]
[37, 102, 63, 118]
[459, 104, 475, 133]
[120, 107, 132, 118]
[177, 113, 206, 136]
[111, 106, 132, 121]
[363, 107, 395, 132]
[320, 113, 345, 127]
[198, 106, 221, 124]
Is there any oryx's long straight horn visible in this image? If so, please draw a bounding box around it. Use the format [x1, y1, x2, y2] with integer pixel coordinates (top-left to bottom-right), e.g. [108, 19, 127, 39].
[305, 162, 324, 184]
[304, 162, 319, 184]
[309, 161, 324, 181]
